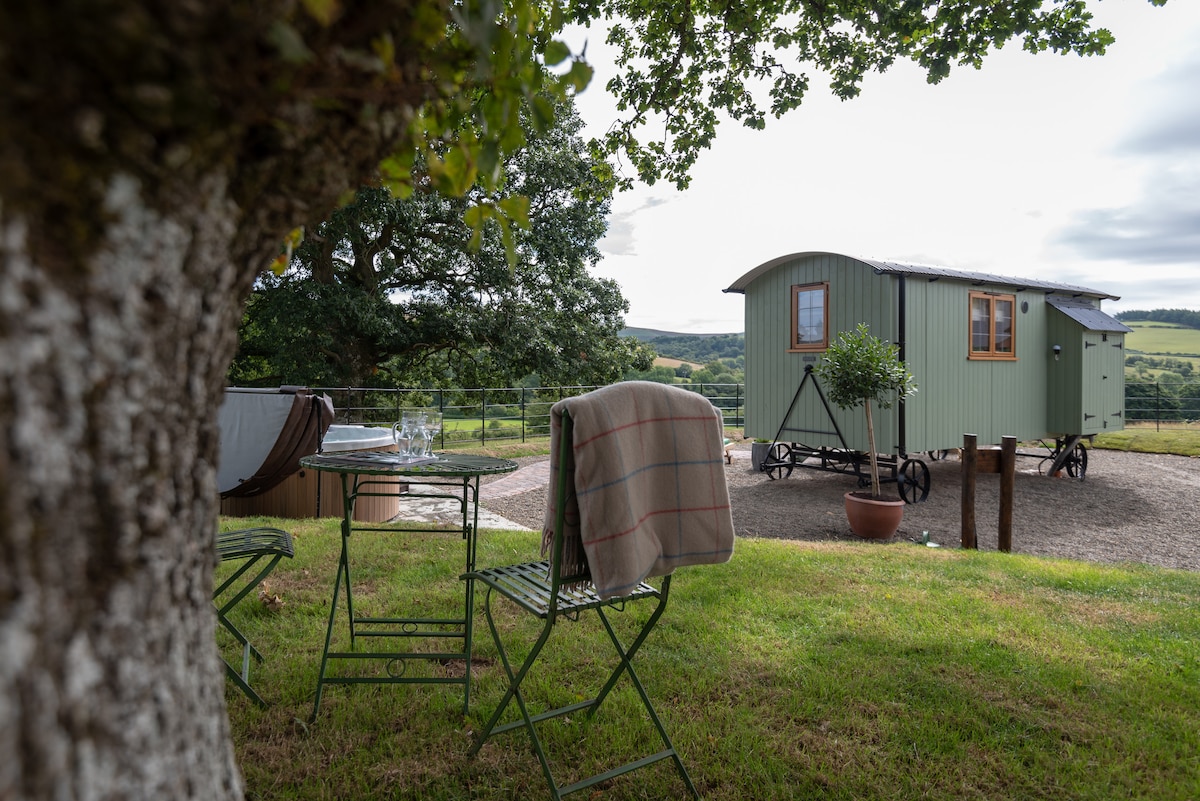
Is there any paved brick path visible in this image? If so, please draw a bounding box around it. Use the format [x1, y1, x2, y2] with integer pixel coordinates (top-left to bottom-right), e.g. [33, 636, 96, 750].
[478, 459, 550, 500]
[391, 459, 551, 529]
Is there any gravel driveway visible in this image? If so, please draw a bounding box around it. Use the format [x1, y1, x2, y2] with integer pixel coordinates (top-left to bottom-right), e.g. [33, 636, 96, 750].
[481, 445, 1200, 572]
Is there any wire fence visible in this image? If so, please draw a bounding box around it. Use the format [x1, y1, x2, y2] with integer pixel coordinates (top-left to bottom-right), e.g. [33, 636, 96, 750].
[1124, 379, 1200, 430]
[309, 379, 1198, 448]
[311, 383, 746, 450]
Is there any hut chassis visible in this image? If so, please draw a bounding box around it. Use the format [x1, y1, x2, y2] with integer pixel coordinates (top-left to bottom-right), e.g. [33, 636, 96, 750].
[756, 367, 1090, 505]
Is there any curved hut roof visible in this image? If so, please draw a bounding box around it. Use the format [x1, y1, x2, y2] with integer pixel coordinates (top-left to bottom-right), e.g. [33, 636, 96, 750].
[723, 251, 1120, 301]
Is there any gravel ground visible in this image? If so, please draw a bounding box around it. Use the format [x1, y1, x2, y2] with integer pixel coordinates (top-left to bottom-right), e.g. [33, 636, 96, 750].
[482, 445, 1200, 572]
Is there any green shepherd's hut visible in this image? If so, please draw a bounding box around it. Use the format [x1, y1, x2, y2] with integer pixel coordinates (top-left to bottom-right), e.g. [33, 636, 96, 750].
[725, 251, 1130, 500]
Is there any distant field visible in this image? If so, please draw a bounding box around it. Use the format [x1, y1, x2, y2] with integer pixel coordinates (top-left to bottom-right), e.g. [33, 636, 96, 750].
[653, 356, 702, 370]
[1124, 321, 1200, 356]
[442, 418, 520, 431]
[1123, 321, 1200, 374]
[621, 326, 738, 340]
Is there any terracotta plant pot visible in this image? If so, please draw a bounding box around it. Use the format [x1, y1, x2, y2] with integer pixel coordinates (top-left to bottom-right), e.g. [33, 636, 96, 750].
[843, 491, 904, 539]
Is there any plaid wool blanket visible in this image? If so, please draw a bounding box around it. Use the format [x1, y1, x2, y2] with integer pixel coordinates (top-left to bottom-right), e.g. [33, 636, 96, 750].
[541, 381, 735, 600]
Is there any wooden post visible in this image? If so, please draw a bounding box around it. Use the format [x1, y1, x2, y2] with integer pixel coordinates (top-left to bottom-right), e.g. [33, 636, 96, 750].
[999, 436, 1016, 552]
[961, 434, 977, 549]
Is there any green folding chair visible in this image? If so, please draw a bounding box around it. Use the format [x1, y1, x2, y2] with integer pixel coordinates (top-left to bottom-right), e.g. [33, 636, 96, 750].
[464, 410, 700, 800]
[214, 526, 294, 706]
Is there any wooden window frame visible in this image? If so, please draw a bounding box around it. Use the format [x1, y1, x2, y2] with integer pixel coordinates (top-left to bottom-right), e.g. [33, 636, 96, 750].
[968, 291, 1017, 361]
[789, 282, 829, 352]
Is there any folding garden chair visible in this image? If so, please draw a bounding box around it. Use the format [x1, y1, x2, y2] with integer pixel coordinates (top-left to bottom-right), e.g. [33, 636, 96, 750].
[465, 381, 735, 800]
[214, 526, 294, 706]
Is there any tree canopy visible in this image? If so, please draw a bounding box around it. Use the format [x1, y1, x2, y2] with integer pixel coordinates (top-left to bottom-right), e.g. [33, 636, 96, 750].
[568, 0, 1125, 188]
[230, 99, 652, 389]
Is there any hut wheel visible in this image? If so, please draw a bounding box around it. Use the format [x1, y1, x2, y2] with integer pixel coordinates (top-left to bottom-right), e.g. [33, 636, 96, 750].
[898, 458, 931, 504]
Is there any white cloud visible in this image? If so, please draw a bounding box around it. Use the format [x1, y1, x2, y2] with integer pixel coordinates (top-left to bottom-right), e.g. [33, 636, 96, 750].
[598, 197, 671, 257]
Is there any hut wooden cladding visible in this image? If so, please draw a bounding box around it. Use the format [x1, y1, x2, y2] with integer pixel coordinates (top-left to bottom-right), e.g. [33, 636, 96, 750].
[725, 251, 1131, 456]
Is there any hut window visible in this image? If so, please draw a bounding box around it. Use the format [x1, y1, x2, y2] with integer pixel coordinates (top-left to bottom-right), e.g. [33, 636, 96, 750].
[790, 282, 828, 352]
[968, 292, 1017, 360]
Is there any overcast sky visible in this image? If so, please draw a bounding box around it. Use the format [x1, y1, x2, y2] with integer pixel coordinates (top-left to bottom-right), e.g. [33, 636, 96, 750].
[568, 1, 1200, 333]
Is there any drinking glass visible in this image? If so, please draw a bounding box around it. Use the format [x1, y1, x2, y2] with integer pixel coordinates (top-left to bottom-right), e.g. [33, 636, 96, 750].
[422, 412, 442, 456]
[392, 410, 422, 457]
[408, 414, 428, 459]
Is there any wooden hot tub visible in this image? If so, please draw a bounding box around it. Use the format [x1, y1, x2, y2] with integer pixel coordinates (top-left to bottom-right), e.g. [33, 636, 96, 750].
[220, 425, 403, 523]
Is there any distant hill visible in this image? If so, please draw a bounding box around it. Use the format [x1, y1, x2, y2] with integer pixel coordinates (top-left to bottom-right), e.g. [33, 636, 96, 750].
[620, 327, 741, 340]
[1124, 320, 1200, 367]
[622, 328, 745, 364]
[1115, 308, 1200, 330]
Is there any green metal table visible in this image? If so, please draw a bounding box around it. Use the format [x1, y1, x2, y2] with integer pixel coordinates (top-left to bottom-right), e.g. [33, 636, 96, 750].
[300, 451, 518, 721]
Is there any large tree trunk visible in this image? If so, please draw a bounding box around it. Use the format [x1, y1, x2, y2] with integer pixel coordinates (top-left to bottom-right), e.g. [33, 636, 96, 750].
[0, 3, 458, 797]
[0, 170, 252, 797]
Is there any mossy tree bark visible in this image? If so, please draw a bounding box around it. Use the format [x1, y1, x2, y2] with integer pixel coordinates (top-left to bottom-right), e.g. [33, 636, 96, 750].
[0, 4, 446, 798]
[0, 171, 251, 798]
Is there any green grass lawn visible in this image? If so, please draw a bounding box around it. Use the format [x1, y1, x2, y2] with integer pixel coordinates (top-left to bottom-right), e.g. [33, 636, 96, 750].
[1093, 426, 1200, 457]
[221, 518, 1200, 801]
[441, 418, 521, 431]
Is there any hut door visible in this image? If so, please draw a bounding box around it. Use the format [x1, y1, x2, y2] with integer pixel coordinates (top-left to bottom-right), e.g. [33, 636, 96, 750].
[1081, 331, 1125, 433]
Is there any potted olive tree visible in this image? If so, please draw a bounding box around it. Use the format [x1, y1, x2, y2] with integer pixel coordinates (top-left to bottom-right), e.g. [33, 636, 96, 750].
[815, 323, 918, 539]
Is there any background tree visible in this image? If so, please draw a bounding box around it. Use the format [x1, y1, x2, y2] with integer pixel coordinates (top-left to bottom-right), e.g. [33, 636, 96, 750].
[1116, 308, 1200, 329]
[230, 101, 650, 389]
[637, 332, 745, 365]
[0, 1, 1128, 798]
[1125, 380, 1184, 422]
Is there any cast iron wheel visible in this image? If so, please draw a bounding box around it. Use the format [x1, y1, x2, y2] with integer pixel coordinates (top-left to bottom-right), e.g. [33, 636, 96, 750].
[764, 443, 794, 480]
[1064, 442, 1088, 479]
[928, 449, 951, 461]
[898, 458, 931, 504]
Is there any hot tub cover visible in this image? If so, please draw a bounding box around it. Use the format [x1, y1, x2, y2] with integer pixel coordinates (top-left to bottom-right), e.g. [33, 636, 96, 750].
[218, 387, 334, 497]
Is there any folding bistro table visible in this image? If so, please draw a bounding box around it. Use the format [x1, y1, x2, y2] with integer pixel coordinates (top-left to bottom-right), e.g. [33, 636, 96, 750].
[299, 451, 517, 721]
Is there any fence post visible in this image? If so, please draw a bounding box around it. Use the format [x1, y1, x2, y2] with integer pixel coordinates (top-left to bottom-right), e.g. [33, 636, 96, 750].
[998, 436, 1016, 553]
[1156, 381, 1161, 432]
[480, 389, 487, 446]
[962, 434, 977, 550]
[520, 387, 527, 443]
[436, 391, 445, 450]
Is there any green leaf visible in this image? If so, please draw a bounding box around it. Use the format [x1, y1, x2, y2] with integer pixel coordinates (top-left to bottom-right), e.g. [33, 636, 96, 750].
[478, 141, 503, 191]
[380, 153, 414, 198]
[530, 95, 555, 133]
[543, 39, 571, 67]
[463, 203, 495, 250]
[372, 33, 395, 69]
[497, 195, 530, 229]
[441, 146, 477, 196]
[565, 60, 594, 93]
[266, 20, 314, 64]
[462, 204, 492, 229]
[300, 0, 340, 27]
